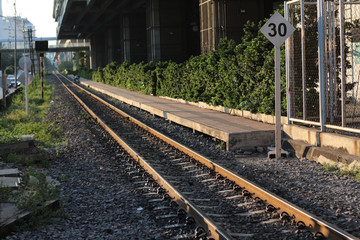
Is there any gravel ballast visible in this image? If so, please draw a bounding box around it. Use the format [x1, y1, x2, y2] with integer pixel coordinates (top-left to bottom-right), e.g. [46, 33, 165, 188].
[82, 79, 360, 238]
[5, 76, 360, 239]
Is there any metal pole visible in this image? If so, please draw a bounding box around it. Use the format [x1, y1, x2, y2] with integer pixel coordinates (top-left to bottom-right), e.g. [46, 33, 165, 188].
[331, 2, 337, 123]
[300, 0, 307, 120]
[14, 0, 17, 88]
[327, 1, 334, 123]
[275, 45, 282, 159]
[1, 53, 6, 109]
[285, 2, 291, 125]
[40, 53, 44, 100]
[318, 0, 326, 132]
[339, 0, 346, 127]
[24, 54, 29, 116]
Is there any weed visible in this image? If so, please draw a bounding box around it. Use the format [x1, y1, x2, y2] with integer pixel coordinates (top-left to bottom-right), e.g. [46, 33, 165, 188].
[59, 174, 68, 181]
[0, 77, 64, 148]
[320, 163, 338, 172]
[320, 163, 360, 183]
[0, 186, 12, 203]
[15, 167, 60, 212]
[4, 153, 50, 167]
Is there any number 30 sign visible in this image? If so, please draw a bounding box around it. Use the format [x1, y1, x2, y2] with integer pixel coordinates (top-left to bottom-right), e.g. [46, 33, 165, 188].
[260, 11, 296, 48]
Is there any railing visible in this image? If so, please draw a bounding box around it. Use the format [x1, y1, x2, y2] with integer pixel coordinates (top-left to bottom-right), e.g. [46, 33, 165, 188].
[285, 0, 360, 134]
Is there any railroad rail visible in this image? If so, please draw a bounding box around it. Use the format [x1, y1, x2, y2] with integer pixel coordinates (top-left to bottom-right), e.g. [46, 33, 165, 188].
[54, 73, 358, 240]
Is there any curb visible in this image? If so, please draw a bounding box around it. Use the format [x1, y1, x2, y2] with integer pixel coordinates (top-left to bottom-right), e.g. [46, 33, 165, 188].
[0, 200, 60, 238]
[283, 139, 360, 170]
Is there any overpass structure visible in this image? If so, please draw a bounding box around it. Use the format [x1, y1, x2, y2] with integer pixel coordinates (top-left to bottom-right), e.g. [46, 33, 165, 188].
[0, 37, 89, 54]
[0, 37, 90, 73]
[54, 0, 282, 69]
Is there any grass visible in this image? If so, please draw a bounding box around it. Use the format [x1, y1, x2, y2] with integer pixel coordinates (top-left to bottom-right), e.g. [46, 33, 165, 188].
[0, 76, 65, 231]
[10, 166, 64, 230]
[0, 76, 64, 149]
[3, 153, 51, 167]
[320, 163, 360, 183]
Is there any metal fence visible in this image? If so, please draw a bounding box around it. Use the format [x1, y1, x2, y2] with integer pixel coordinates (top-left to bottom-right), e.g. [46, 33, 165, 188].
[285, 0, 360, 133]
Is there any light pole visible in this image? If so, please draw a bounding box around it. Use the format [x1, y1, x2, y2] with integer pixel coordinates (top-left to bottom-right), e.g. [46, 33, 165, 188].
[14, 0, 17, 87]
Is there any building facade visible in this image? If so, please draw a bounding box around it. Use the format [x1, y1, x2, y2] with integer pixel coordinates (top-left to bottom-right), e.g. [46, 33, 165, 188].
[54, 0, 281, 68]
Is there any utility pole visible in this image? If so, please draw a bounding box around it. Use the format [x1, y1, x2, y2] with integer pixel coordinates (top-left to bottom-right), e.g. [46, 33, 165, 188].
[14, 0, 17, 88]
[40, 53, 44, 99]
[1, 53, 6, 109]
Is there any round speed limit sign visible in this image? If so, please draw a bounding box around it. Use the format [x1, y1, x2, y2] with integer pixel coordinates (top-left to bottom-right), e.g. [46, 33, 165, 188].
[260, 11, 296, 47]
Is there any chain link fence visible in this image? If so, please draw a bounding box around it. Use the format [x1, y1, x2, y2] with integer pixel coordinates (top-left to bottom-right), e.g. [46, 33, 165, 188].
[286, 0, 360, 132]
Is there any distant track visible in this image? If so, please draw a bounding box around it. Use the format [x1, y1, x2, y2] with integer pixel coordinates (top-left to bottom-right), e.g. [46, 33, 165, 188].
[54, 73, 358, 240]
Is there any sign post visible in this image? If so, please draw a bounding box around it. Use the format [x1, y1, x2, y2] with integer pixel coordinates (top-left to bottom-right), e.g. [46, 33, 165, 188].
[35, 41, 48, 100]
[19, 55, 32, 116]
[40, 53, 44, 100]
[1, 53, 6, 109]
[260, 12, 295, 159]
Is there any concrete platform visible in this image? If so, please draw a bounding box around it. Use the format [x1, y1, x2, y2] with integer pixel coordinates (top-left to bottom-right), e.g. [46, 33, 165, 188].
[0, 200, 59, 238]
[80, 79, 275, 150]
[283, 125, 360, 170]
[0, 169, 19, 178]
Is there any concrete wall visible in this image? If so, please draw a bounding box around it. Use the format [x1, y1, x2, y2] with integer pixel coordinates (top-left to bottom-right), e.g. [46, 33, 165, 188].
[146, 0, 200, 63]
[129, 13, 147, 63]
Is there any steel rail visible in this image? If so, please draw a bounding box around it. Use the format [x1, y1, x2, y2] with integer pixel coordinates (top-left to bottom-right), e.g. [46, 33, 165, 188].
[54, 74, 233, 240]
[58, 74, 358, 240]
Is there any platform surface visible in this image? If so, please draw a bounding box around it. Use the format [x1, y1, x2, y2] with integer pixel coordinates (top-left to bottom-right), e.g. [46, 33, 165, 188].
[80, 79, 275, 150]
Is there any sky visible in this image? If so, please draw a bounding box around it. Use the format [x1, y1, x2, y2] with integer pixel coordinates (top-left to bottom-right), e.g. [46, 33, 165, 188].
[2, 0, 57, 38]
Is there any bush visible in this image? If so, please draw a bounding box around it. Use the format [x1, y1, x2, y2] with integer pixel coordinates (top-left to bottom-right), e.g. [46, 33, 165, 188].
[77, 68, 93, 80]
[57, 61, 73, 73]
[92, 11, 287, 115]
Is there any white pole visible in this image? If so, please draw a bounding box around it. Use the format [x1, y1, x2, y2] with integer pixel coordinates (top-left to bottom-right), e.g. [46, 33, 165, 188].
[275, 45, 282, 159]
[24, 54, 28, 116]
[339, 0, 346, 127]
[284, 2, 291, 125]
[318, 0, 326, 132]
[14, 0, 17, 87]
[300, 0, 306, 120]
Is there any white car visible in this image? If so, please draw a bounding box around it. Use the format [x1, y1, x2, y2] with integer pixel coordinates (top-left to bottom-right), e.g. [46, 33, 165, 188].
[7, 75, 20, 88]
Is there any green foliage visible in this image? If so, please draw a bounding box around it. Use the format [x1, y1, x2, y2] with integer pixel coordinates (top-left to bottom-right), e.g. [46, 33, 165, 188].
[4, 153, 50, 167]
[93, 12, 288, 115]
[57, 61, 73, 73]
[15, 167, 59, 210]
[0, 186, 12, 203]
[44, 56, 56, 72]
[10, 167, 63, 230]
[77, 67, 93, 80]
[320, 163, 360, 183]
[0, 77, 63, 148]
[0, 52, 23, 74]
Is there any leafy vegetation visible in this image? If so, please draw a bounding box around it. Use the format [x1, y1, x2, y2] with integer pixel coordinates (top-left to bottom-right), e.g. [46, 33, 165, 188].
[320, 163, 360, 183]
[57, 61, 73, 74]
[0, 76, 64, 231]
[91, 15, 286, 115]
[0, 76, 63, 148]
[15, 167, 60, 211]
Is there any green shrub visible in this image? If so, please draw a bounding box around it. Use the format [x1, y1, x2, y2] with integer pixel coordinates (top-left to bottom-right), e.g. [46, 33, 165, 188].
[78, 68, 93, 80]
[93, 11, 287, 115]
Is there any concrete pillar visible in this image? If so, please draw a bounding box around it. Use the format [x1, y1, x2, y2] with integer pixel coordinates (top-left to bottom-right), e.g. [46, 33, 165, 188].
[95, 33, 106, 67]
[121, 12, 147, 63]
[122, 15, 131, 62]
[106, 28, 113, 64]
[86, 50, 91, 69]
[76, 51, 79, 70]
[147, 0, 199, 62]
[147, 0, 161, 62]
[89, 37, 96, 69]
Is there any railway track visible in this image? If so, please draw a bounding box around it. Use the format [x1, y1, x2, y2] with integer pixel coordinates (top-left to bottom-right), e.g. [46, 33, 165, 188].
[54, 73, 358, 240]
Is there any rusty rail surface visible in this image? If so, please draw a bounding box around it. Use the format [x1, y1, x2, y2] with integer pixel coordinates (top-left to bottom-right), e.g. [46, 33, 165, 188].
[56, 74, 358, 240]
[55, 74, 233, 240]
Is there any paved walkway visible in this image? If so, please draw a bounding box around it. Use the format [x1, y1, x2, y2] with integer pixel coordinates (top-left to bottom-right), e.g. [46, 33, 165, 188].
[80, 79, 275, 150]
